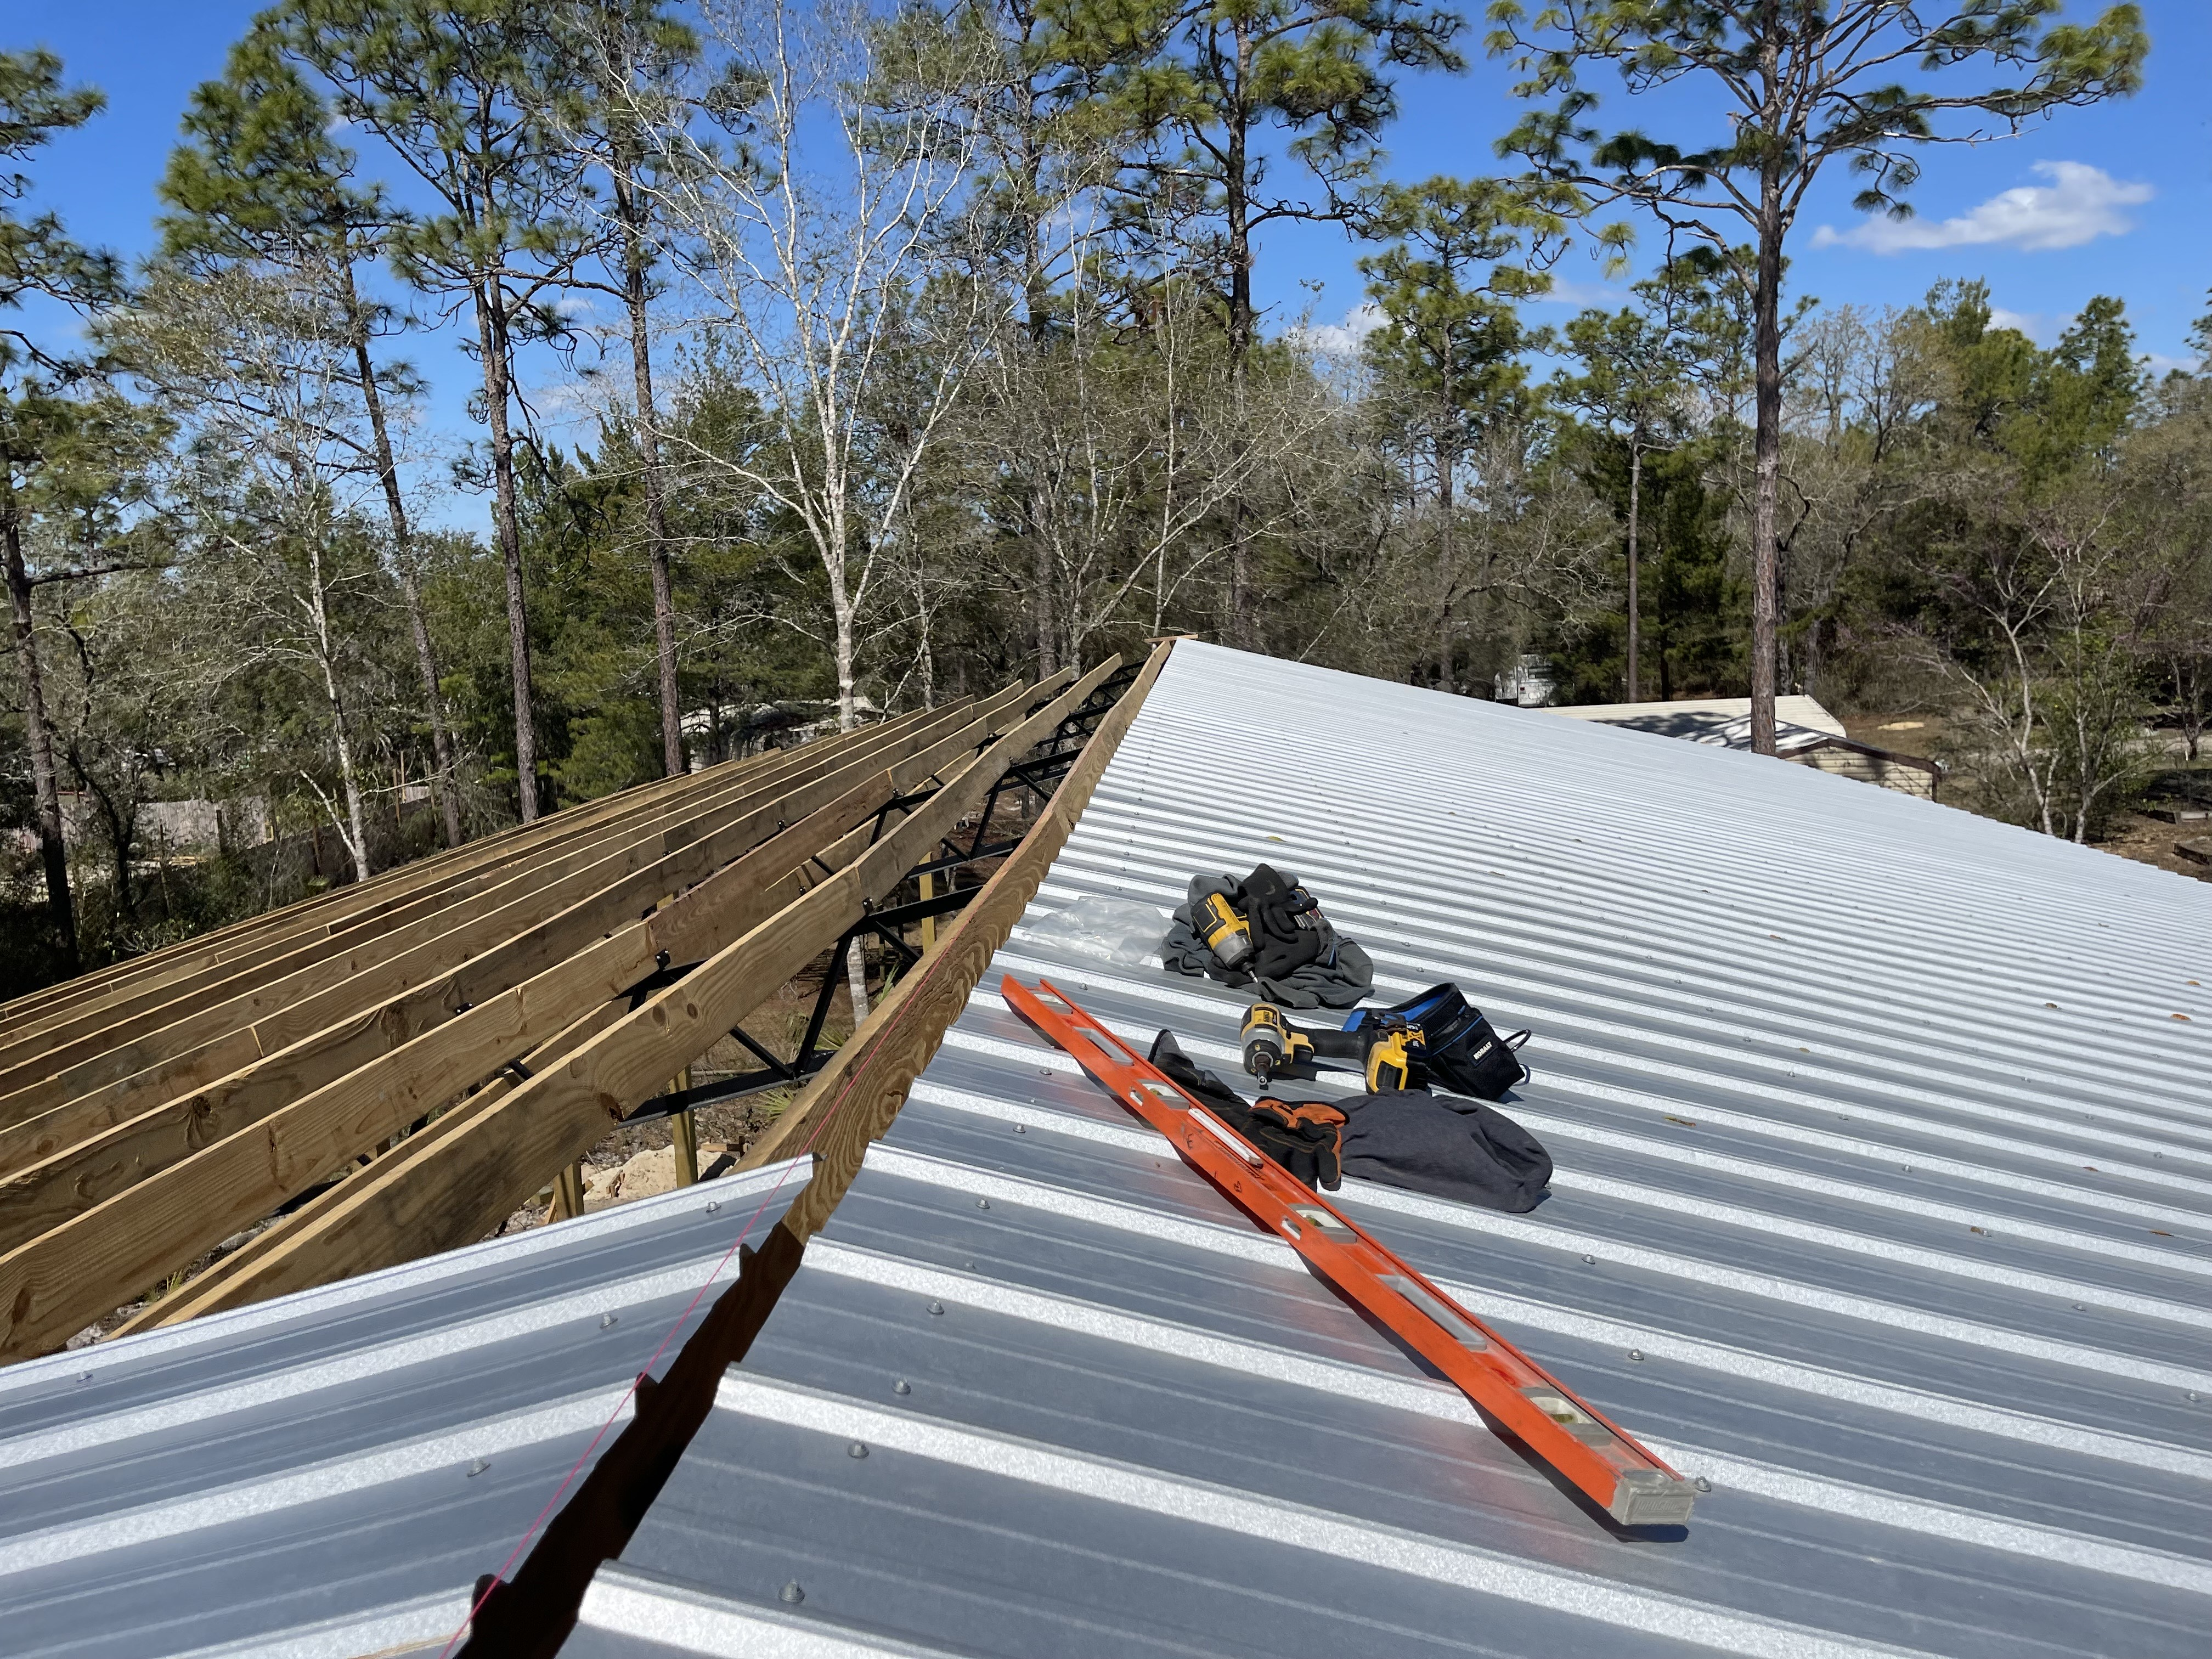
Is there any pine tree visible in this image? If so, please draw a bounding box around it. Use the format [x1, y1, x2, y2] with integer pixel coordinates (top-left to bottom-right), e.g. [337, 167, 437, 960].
[160, 37, 469, 845]
[1491, 0, 2149, 753]
[1, 50, 125, 971]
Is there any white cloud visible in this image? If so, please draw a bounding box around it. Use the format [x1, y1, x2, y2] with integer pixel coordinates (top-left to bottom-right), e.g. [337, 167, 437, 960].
[1986, 305, 2049, 342]
[1812, 161, 2152, 255]
[1293, 302, 1384, 358]
[1531, 277, 1629, 308]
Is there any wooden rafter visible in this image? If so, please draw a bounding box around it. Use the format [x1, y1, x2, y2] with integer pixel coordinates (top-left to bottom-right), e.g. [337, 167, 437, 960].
[0, 664, 1143, 1361]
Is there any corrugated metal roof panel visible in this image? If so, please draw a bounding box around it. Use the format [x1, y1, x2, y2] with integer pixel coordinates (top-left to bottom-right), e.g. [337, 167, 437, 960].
[0, 1158, 810, 1659]
[587, 642, 2210, 1657]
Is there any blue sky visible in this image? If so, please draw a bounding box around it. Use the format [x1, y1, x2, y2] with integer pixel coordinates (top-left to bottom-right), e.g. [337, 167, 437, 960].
[9, 0, 2209, 522]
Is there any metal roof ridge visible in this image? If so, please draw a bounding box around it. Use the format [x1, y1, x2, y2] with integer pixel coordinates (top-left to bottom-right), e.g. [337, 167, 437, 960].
[0, 1384, 632, 1574]
[0, 1156, 812, 1393]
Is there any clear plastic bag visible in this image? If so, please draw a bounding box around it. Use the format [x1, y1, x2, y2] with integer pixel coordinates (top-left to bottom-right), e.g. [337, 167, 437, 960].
[1017, 894, 1171, 967]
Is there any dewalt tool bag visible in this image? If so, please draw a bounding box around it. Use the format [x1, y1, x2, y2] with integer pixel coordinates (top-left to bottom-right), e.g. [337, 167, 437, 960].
[1345, 982, 1530, 1101]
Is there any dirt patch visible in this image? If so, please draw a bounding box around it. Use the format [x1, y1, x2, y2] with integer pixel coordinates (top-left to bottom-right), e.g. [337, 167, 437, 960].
[2094, 811, 2212, 884]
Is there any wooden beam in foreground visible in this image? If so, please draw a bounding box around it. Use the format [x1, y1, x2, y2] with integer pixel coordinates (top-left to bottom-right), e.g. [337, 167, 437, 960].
[749, 641, 1170, 1242]
[109, 992, 635, 1338]
[0, 670, 1099, 1361]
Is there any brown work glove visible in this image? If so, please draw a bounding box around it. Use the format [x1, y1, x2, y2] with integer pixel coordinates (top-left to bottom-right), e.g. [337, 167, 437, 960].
[1247, 1097, 1346, 1192]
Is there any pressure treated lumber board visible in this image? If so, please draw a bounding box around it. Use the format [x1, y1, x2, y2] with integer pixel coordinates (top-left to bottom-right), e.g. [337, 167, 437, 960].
[748, 642, 1170, 1242]
[0, 700, 1005, 1124]
[110, 991, 636, 1335]
[15, 667, 1119, 1345]
[0, 669, 1103, 1359]
[0, 716, 941, 1096]
[0, 689, 1055, 1245]
[0, 744, 794, 1035]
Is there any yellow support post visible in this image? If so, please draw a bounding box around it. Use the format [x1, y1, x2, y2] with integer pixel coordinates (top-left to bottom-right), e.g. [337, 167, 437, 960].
[672, 1066, 698, 1187]
[919, 871, 937, 951]
[548, 1160, 586, 1223]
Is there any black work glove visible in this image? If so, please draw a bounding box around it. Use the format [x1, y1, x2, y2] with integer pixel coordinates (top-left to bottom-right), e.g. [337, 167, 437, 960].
[1149, 1030, 1250, 1116]
[1243, 864, 1328, 983]
[1148, 1032, 1346, 1193]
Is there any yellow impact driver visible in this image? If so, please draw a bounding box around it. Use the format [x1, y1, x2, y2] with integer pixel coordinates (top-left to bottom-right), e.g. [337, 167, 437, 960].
[1242, 1004, 1426, 1092]
[1195, 890, 1254, 970]
[1239, 1003, 1313, 1086]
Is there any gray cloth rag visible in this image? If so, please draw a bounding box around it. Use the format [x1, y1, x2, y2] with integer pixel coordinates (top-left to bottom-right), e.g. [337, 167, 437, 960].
[1161, 870, 1374, 1009]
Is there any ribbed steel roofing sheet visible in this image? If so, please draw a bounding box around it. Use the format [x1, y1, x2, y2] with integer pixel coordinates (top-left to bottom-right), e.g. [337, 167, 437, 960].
[579, 641, 2210, 1658]
[0, 1157, 810, 1659]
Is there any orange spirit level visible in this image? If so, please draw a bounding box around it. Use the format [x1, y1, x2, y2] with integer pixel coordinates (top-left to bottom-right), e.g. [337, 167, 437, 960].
[1001, 974, 1696, 1528]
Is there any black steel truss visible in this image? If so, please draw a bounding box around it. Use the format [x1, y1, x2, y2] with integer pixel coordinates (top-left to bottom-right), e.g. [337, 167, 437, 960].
[624, 662, 1137, 1126]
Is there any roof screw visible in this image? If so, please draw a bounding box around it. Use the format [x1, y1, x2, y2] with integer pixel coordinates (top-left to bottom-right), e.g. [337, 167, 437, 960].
[1628, 1349, 1644, 1362]
[894, 1379, 911, 1395]
[601, 1313, 618, 1329]
[2187, 1392, 2201, 1403]
[977, 1198, 990, 1210]
[706, 1200, 721, 1212]
[1012, 1124, 1026, 1134]
[848, 1441, 869, 1459]
[468, 1458, 490, 1477]
[1693, 1477, 1713, 1494]
[2072, 1304, 2085, 1312]
[75, 1373, 92, 1386]
[780, 1581, 805, 1605]
[927, 1301, 945, 1316]
[1901, 1166, 1912, 1173]
[1582, 1255, 1596, 1266]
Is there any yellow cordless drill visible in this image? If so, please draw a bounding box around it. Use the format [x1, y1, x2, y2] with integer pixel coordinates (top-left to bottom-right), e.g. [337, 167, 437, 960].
[1241, 1003, 1425, 1091]
[1194, 890, 1254, 970]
